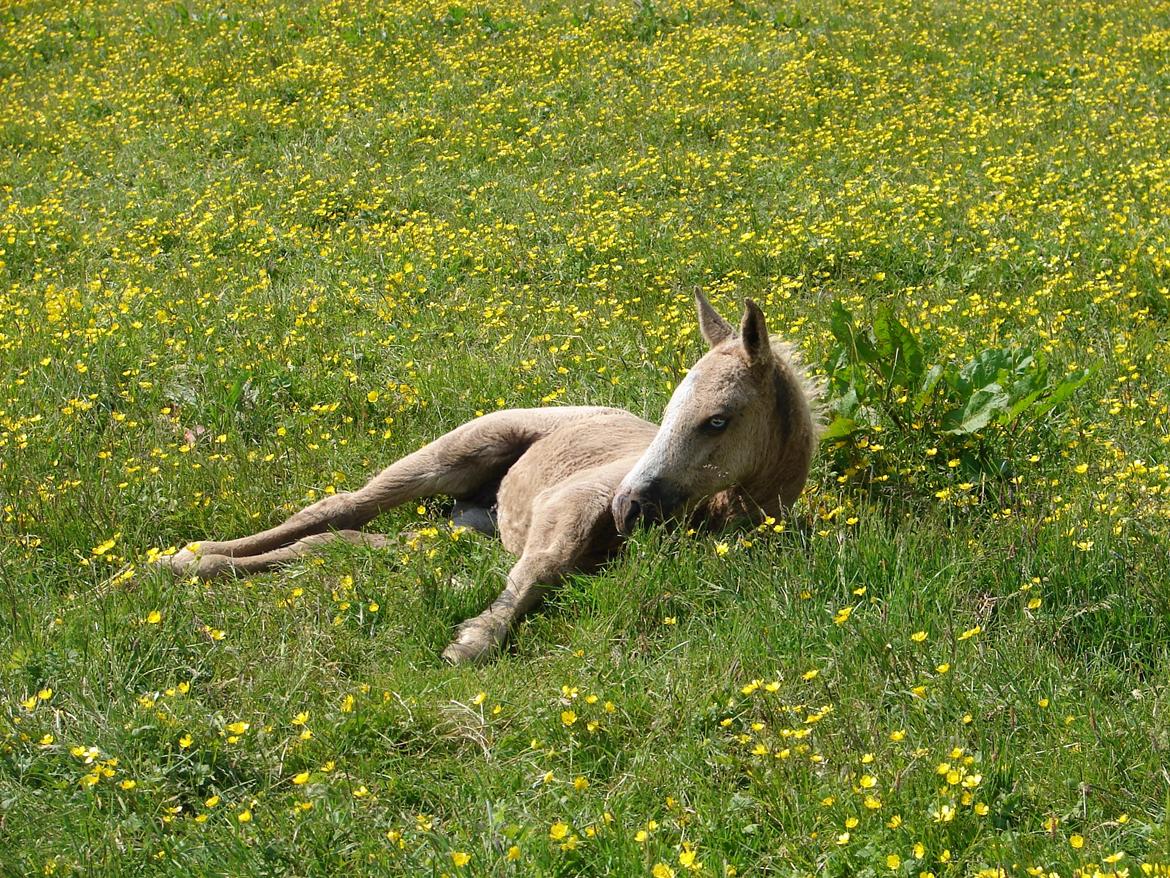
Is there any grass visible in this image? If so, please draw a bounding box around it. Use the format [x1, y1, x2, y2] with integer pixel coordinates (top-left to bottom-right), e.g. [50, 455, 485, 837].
[2, 0, 1169, 874]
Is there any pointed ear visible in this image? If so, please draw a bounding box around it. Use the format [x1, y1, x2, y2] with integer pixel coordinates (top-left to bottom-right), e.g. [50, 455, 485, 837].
[739, 299, 772, 368]
[695, 291, 733, 348]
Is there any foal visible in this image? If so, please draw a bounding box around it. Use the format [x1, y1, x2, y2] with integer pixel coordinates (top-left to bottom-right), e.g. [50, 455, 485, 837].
[156, 294, 821, 663]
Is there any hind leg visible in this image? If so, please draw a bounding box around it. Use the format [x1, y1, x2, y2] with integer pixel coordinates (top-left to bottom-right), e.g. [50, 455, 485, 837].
[441, 478, 620, 665]
[157, 408, 608, 576]
[177, 530, 394, 579]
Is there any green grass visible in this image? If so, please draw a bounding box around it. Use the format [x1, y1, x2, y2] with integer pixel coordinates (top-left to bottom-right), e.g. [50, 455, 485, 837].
[2, 0, 1169, 874]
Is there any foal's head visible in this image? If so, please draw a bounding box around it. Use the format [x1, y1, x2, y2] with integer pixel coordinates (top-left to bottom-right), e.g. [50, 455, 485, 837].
[612, 294, 817, 534]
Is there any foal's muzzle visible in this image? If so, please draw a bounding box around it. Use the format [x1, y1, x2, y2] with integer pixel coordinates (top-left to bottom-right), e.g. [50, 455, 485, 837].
[612, 480, 680, 535]
[612, 490, 645, 535]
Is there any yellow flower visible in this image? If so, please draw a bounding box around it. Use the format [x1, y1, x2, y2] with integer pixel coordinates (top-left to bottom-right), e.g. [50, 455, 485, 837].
[225, 722, 249, 736]
[292, 772, 310, 785]
[145, 610, 162, 625]
[179, 734, 192, 748]
[653, 865, 676, 878]
[833, 605, 854, 625]
[92, 536, 118, 556]
[237, 809, 252, 823]
[549, 821, 569, 840]
[1070, 834, 1085, 849]
[506, 845, 520, 861]
[886, 854, 901, 869]
[560, 710, 577, 726]
[451, 851, 470, 867]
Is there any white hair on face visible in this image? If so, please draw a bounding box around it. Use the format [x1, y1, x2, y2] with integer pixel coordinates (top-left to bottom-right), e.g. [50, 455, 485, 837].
[621, 366, 699, 491]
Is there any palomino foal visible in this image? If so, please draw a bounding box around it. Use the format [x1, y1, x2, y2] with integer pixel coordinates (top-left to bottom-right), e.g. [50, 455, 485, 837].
[156, 295, 820, 664]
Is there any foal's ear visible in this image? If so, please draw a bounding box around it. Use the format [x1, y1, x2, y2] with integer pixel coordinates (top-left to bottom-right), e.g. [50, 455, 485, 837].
[695, 291, 733, 348]
[740, 299, 772, 368]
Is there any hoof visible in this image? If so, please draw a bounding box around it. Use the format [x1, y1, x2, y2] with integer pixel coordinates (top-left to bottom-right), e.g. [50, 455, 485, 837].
[440, 625, 501, 666]
[152, 548, 231, 579]
[192, 553, 232, 579]
[151, 548, 198, 575]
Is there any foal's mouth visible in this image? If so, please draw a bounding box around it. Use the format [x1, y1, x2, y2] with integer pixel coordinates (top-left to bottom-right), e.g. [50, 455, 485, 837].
[611, 481, 685, 535]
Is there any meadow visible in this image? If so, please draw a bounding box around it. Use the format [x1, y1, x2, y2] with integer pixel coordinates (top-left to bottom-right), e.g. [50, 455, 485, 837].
[2, 0, 1169, 874]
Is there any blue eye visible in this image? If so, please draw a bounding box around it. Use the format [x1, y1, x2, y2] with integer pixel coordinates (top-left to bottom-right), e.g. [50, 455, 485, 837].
[706, 416, 729, 432]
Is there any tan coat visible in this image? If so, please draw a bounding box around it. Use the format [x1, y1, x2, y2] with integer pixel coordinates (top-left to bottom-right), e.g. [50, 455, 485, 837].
[157, 295, 821, 663]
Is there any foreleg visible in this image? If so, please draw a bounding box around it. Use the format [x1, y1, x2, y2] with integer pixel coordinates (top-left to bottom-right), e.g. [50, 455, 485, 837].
[440, 480, 619, 665]
[440, 551, 564, 665]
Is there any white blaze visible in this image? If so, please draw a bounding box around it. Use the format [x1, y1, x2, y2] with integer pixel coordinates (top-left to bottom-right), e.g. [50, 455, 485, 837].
[620, 368, 699, 492]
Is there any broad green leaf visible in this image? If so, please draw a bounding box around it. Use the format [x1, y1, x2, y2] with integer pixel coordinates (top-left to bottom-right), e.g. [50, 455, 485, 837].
[829, 301, 855, 348]
[830, 300, 879, 365]
[820, 416, 859, 441]
[1032, 369, 1093, 417]
[943, 386, 1009, 435]
[1001, 387, 1047, 424]
[914, 364, 944, 412]
[874, 307, 924, 385]
[952, 348, 1031, 396]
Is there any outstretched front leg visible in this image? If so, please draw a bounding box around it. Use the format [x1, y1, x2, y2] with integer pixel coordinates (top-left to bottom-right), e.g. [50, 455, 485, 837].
[441, 476, 621, 665]
[156, 407, 612, 577]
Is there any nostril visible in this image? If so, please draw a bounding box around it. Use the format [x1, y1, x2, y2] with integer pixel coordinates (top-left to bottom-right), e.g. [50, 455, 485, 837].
[612, 491, 643, 534]
[625, 498, 641, 528]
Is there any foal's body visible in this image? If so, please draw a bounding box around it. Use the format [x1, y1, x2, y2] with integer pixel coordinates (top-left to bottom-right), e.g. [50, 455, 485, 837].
[157, 296, 819, 663]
